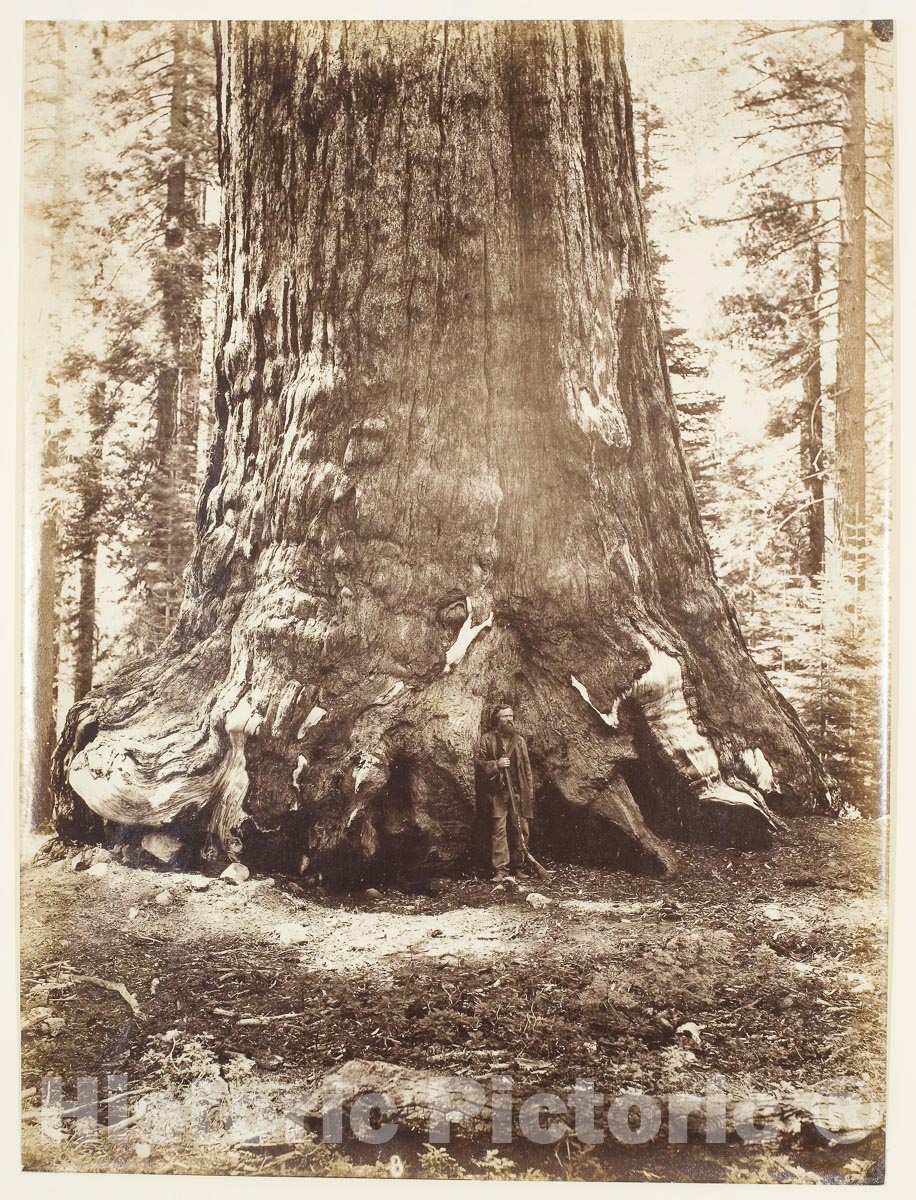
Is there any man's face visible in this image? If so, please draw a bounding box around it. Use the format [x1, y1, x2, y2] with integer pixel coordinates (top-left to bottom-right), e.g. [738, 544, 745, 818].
[497, 707, 514, 734]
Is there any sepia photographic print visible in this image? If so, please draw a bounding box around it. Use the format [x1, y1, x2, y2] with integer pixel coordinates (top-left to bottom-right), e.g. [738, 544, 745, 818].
[16, 7, 897, 1185]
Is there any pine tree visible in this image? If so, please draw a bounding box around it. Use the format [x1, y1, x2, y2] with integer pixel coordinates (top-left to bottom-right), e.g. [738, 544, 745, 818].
[708, 19, 893, 809]
[21, 21, 69, 829]
[21, 21, 219, 736]
[84, 21, 219, 653]
[634, 92, 725, 533]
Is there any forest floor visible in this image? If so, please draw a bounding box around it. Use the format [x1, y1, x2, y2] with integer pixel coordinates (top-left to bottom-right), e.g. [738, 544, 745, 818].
[20, 814, 888, 1183]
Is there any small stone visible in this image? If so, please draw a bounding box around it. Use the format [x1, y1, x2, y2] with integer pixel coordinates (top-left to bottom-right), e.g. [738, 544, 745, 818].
[128, 907, 139, 921]
[255, 1054, 285, 1070]
[364, 888, 382, 901]
[86, 862, 109, 878]
[526, 892, 552, 910]
[92, 847, 114, 864]
[154, 890, 173, 906]
[492, 884, 505, 894]
[299, 854, 310, 875]
[141, 832, 184, 865]
[220, 862, 250, 885]
[69, 850, 90, 872]
[187, 876, 211, 892]
[135, 1143, 151, 1160]
[676, 1021, 704, 1044]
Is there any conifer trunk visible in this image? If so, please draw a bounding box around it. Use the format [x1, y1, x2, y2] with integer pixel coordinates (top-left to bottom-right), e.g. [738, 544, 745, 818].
[146, 22, 202, 643]
[22, 27, 66, 830]
[72, 382, 105, 701]
[25, 396, 61, 828]
[53, 21, 827, 881]
[835, 20, 867, 590]
[800, 222, 825, 581]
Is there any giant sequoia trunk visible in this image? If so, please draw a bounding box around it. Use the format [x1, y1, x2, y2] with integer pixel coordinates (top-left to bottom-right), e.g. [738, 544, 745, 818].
[52, 21, 827, 882]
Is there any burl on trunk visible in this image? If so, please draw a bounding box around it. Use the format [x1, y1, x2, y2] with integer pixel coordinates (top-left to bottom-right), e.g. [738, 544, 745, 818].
[52, 21, 827, 883]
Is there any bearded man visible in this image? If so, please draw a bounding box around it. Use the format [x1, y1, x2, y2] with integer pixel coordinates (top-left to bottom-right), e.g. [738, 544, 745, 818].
[476, 704, 535, 883]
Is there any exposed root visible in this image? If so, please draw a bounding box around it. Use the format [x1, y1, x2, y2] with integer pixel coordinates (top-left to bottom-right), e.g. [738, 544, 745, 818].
[628, 635, 780, 842]
[546, 723, 678, 878]
[54, 616, 795, 879]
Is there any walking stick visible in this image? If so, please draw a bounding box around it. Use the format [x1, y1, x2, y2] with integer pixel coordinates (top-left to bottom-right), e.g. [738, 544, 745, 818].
[499, 763, 551, 881]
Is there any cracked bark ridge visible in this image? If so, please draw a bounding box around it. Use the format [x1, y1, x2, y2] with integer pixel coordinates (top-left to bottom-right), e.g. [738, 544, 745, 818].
[52, 21, 828, 883]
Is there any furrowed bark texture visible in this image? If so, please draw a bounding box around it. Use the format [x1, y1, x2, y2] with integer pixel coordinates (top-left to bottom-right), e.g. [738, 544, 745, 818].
[53, 21, 827, 881]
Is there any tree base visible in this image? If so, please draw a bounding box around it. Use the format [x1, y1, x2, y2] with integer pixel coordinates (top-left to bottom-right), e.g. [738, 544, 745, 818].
[51, 623, 808, 886]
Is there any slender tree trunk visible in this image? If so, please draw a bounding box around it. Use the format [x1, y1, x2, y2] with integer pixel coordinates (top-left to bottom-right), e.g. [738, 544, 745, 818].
[53, 21, 827, 880]
[72, 383, 105, 701]
[73, 542, 98, 701]
[146, 21, 201, 644]
[800, 217, 825, 581]
[22, 26, 66, 831]
[25, 397, 62, 828]
[835, 20, 867, 591]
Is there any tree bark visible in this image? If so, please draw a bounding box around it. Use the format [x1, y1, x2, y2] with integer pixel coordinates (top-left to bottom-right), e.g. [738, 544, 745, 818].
[800, 217, 825, 582]
[22, 26, 66, 831]
[72, 383, 106, 701]
[144, 22, 204, 645]
[53, 20, 827, 881]
[24, 396, 61, 830]
[73, 539, 97, 701]
[835, 20, 867, 590]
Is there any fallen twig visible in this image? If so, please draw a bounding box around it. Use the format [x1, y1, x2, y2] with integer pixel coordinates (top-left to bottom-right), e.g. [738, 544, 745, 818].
[22, 1086, 149, 1121]
[237, 1012, 304, 1026]
[66, 973, 142, 1018]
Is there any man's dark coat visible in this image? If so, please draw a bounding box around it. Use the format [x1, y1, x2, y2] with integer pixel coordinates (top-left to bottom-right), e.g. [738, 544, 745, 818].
[477, 730, 534, 819]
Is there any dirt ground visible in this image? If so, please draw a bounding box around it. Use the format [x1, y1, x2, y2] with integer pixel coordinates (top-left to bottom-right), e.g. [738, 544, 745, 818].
[20, 814, 888, 1182]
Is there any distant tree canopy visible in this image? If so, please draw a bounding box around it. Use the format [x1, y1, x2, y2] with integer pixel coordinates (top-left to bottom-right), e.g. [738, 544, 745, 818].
[638, 19, 892, 812]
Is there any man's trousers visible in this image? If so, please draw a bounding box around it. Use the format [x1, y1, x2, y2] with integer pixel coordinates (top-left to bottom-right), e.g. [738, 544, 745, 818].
[490, 789, 530, 872]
